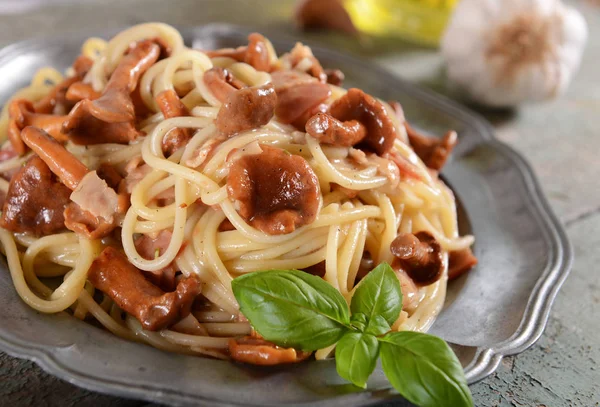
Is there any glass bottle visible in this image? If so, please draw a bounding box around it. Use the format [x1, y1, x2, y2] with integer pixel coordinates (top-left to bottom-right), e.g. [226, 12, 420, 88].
[343, 0, 458, 46]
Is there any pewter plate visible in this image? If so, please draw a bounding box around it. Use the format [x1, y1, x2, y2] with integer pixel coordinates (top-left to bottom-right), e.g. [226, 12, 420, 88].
[0, 25, 572, 406]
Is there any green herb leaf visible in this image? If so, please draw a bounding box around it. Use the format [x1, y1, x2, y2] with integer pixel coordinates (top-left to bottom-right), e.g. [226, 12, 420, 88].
[232, 269, 351, 350]
[379, 331, 473, 407]
[350, 263, 402, 328]
[350, 313, 368, 332]
[335, 332, 379, 388]
[365, 314, 391, 336]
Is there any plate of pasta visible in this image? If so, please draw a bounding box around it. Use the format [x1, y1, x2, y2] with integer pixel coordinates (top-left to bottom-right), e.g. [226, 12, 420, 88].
[0, 23, 571, 407]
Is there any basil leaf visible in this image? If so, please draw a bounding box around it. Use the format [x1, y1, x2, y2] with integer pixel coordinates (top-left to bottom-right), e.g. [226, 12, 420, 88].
[350, 313, 368, 332]
[350, 263, 402, 327]
[232, 269, 351, 350]
[379, 332, 473, 407]
[365, 314, 391, 336]
[335, 332, 379, 388]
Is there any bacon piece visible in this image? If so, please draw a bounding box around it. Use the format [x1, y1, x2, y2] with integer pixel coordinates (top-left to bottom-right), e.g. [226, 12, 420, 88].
[291, 102, 328, 131]
[215, 84, 277, 136]
[21, 127, 125, 237]
[63, 203, 116, 239]
[271, 70, 331, 128]
[0, 145, 19, 184]
[155, 89, 192, 156]
[88, 247, 201, 331]
[8, 100, 68, 155]
[0, 156, 70, 236]
[64, 186, 128, 240]
[405, 122, 457, 171]
[70, 171, 121, 223]
[0, 145, 17, 163]
[229, 335, 312, 365]
[270, 70, 315, 89]
[227, 145, 320, 235]
[384, 150, 422, 181]
[184, 136, 223, 169]
[63, 176, 129, 239]
[119, 156, 152, 194]
[328, 88, 397, 155]
[448, 247, 478, 280]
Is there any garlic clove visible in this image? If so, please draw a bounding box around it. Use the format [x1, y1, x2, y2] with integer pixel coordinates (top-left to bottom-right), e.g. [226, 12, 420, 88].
[441, 0, 587, 107]
[560, 9, 588, 68]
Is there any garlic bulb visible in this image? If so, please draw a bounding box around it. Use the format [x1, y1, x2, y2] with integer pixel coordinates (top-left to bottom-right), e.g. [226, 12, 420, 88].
[441, 0, 587, 107]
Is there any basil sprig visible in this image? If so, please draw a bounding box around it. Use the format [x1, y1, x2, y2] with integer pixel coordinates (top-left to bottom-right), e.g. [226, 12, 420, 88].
[232, 263, 473, 407]
[232, 269, 349, 350]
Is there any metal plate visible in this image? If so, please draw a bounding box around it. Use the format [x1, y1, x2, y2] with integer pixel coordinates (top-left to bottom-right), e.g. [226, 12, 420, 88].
[0, 24, 572, 406]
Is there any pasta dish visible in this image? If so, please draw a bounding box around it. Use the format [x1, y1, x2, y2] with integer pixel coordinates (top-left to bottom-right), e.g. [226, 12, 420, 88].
[0, 23, 477, 364]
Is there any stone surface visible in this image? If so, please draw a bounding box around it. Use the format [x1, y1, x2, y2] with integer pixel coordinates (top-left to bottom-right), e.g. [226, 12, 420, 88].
[0, 0, 598, 406]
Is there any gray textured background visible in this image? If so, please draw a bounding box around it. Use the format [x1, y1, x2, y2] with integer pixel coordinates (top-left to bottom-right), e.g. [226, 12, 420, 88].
[0, 0, 598, 406]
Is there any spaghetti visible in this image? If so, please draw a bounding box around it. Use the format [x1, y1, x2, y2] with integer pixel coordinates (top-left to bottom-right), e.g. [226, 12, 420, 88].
[0, 23, 476, 362]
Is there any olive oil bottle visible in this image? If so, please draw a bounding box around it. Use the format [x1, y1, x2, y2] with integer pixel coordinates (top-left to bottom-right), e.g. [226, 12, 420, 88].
[343, 0, 458, 46]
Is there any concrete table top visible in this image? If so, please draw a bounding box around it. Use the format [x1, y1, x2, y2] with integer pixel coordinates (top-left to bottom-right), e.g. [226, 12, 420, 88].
[0, 0, 597, 406]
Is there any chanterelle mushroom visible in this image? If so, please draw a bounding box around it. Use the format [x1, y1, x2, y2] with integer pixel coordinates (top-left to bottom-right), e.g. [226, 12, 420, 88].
[326, 88, 397, 155]
[205, 33, 273, 72]
[8, 99, 68, 155]
[305, 112, 366, 147]
[88, 247, 200, 331]
[0, 156, 71, 236]
[405, 122, 457, 171]
[155, 89, 192, 156]
[390, 231, 444, 286]
[448, 247, 478, 280]
[202, 67, 247, 103]
[215, 83, 277, 136]
[226, 145, 320, 235]
[21, 126, 126, 238]
[61, 39, 161, 145]
[229, 335, 312, 365]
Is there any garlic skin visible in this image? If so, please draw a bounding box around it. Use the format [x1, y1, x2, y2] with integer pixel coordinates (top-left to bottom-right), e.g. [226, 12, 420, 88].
[441, 0, 587, 107]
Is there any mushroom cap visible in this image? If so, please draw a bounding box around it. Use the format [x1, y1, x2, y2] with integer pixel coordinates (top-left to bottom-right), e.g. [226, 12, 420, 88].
[328, 88, 397, 155]
[390, 231, 443, 286]
[226, 145, 320, 235]
[215, 83, 277, 136]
